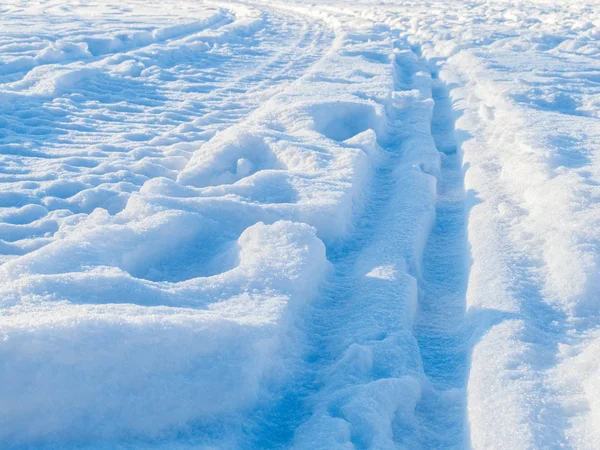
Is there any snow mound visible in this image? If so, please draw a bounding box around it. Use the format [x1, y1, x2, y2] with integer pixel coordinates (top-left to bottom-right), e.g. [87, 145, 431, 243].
[0, 221, 328, 446]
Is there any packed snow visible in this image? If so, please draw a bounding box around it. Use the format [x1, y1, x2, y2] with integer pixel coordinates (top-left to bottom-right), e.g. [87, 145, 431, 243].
[1, 0, 599, 448]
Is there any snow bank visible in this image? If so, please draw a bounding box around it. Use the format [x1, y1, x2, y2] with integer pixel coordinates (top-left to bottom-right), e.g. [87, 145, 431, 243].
[554, 332, 600, 449]
[435, 48, 600, 450]
[0, 220, 328, 446]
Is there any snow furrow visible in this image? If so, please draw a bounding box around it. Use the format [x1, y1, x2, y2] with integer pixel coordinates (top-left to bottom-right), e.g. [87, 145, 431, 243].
[248, 42, 461, 450]
[412, 71, 469, 450]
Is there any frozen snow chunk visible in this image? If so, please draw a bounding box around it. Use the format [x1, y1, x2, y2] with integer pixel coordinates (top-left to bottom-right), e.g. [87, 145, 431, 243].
[111, 59, 145, 77]
[222, 170, 300, 205]
[132, 158, 178, 179]
[294, 377, 422, 450]
[140, 177, 197, 197]
[83, 37, 124, 56]
[236, 157, 254, 176]
[178, 129, 283, 188]
[364, 264, 399, 281]
[35, 40, 90, 64]
[343, 128, 382, 163]
[0, 204, 48, 225]
[236, 220, 329, 298]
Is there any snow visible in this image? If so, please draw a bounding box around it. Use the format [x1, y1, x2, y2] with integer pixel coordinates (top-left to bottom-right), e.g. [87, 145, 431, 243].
[1, 0, 600, 448]
[1, 219, 328, 445]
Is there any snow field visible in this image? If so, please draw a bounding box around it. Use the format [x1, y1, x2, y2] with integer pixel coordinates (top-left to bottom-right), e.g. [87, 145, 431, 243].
[1, 0, 600, 448]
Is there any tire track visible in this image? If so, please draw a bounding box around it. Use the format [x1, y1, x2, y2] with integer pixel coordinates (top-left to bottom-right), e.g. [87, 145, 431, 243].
[0, 2, 334, 257]
[412, 73, 470, 449]
[244, 42, 468, 449]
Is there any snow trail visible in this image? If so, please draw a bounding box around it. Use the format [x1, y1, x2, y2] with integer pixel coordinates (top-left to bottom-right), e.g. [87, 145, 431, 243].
[243, 44, 422, 449]
[246, 43, 470, 449]
[291, 49, 430, 449]
[412, 73, 469, 449]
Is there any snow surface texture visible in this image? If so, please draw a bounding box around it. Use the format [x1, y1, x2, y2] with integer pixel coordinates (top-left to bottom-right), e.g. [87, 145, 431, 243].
[1, 0, 599, 448]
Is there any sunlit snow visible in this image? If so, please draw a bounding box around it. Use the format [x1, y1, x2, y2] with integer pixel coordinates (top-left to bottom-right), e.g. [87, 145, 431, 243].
[1, 0, 599, 448]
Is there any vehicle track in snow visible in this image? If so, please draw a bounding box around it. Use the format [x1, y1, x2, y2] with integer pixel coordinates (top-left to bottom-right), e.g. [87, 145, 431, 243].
[0, 1, 333, 257]
[189, 5, 332, 130]
[245, 40, 470, 449]
[412, 71, 470, 450]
